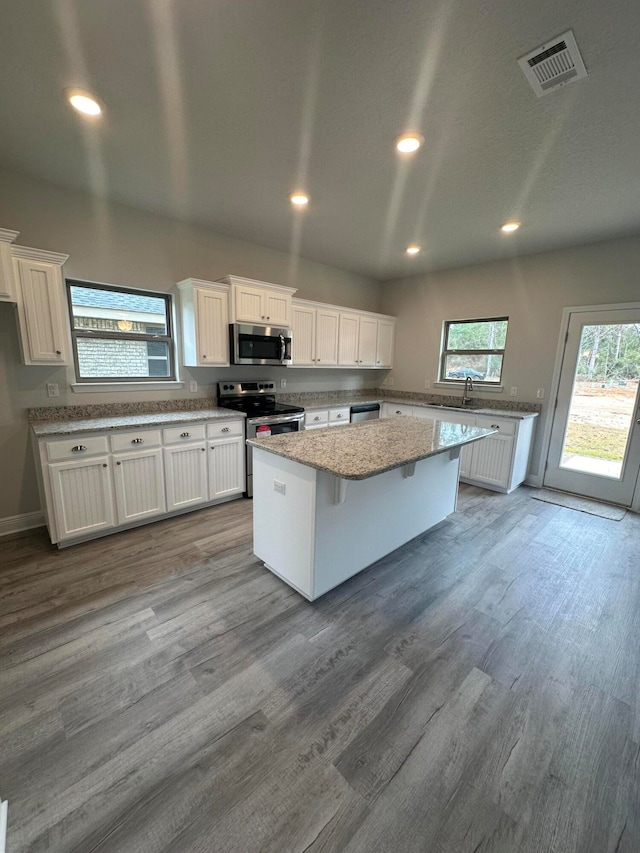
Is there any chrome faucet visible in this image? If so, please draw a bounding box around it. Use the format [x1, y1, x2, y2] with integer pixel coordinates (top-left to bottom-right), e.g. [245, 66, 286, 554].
[462, 375, 474, 406]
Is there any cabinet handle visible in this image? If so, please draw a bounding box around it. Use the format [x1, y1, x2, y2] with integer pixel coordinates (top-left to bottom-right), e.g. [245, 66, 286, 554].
[180, 432, 191, 438]
[56, 350, 62, 355]
[266, 316, 270, 320]
[490, 424, 500, 429]
[314, 416, 321, 421]
[102, 463, 108, 468]
[131, 438, 144, 444]
[71, 445, 87, 452]
[202, 447, 206, 452]
[222, 427, 230, 432]
[116, 461, 121, 465]
[202, 355, 207, 359]
[395, 411, 401, 414]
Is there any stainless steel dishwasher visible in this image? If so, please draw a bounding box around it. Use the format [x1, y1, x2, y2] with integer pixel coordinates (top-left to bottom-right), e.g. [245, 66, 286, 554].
[350, 403, 381, 422]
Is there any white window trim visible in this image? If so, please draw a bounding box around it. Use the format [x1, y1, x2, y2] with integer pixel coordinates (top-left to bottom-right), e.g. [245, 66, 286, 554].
[72, 381, 185, 393]
[433, 381, 503, 393]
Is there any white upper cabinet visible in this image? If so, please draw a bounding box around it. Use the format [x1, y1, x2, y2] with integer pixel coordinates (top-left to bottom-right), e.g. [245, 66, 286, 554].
[0, 229, 19, 302]
[291, 300, 339, 367]
[220, 275, 297, 327]
[337, 311, 396, 368]
[375, 318, 395, 368]
[177, 279, 229, 367]
[12, 246, 70, 365]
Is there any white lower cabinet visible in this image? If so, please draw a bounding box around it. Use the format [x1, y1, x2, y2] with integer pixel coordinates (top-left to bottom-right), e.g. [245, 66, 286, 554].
[49, 456, 116, 540]
[113, 448, 166, 524]
[164, 443, 208, 511]
[38, 418, 245, 545]
[208, 436, 245, 498]
[381, 403, 536, 493]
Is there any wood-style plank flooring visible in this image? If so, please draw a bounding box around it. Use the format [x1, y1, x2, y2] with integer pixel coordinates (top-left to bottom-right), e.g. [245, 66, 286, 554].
[1, 485, 639, 852]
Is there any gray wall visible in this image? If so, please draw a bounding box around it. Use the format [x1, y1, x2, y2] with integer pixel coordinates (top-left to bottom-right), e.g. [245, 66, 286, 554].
[0, 168, 382, 521]
[381, 234, 640, 482]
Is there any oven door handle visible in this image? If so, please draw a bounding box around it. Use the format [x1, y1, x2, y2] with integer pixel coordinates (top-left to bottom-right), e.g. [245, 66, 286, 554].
[249, 413, 304, 426]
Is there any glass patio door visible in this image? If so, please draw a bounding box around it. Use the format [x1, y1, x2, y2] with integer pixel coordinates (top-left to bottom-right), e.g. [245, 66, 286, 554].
[545, 308, 640, 505]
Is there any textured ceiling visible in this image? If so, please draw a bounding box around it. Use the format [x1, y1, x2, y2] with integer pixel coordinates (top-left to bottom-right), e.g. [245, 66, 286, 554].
[1, 0, 640, 279]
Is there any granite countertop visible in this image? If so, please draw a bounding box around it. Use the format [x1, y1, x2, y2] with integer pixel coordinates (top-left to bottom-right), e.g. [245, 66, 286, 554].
[247, 416, 495, 480]
[32, 408, 245, 437]
[287, 394, 538, 420]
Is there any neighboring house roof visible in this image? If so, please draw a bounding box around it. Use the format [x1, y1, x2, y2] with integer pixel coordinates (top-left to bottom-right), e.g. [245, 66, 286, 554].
[70, 286, 164, 314]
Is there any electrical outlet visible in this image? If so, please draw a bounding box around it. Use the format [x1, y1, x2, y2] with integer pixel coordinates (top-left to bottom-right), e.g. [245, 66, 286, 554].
[536, 387, 545, 399]
[424, 380, 431, 390]
[280, 379, 286, 389]
[189, 380, 198, 393]
[47, 383, 59, 398]
[510, 386, 517, 396]
[386, 377, 394, 385]
[273, 480, 286, 495]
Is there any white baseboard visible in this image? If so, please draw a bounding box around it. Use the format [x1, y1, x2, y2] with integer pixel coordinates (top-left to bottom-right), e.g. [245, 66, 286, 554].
[0, 510, 45, 538]
[524, 474, 543, 488]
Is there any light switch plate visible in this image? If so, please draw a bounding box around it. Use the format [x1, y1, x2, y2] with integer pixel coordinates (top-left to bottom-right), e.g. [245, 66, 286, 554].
[280, 379, 286, 389]
[510, 386, 517, 396]
[536, 387, 545, 399]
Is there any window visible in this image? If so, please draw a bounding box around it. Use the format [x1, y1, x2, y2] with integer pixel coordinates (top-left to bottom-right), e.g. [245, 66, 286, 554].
[440, 317, 508, 384]
[67, 280, 175, 382]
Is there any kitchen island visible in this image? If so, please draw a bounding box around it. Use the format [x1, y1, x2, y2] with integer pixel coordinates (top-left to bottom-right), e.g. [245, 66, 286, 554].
[247, 416, 495, 600]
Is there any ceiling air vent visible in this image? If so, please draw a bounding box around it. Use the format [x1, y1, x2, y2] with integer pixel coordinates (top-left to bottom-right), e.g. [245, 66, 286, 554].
[518, 30, 587, 97]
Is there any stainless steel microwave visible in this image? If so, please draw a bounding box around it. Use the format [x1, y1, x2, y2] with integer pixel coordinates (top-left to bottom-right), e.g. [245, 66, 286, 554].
[230, 324, 292, 366]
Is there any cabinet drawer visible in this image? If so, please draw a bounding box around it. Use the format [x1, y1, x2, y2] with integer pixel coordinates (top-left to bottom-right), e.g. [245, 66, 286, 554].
[386, 403, 413, 417]
[305, 410, 328, 427]
[475, 416, 516, 436]
[163, 424, 207, 444]
[46, 435, 109, 462]
[110, 429, 162, 452]
[207, 420, 244, 439]
[328, 408, 350, 424]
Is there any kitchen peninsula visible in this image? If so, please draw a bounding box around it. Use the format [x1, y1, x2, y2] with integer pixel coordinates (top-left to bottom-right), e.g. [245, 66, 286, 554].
[248, 415, 495, 600]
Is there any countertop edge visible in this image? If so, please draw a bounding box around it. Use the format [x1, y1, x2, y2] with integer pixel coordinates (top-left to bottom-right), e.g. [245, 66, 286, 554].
[32, 408, 246, 437]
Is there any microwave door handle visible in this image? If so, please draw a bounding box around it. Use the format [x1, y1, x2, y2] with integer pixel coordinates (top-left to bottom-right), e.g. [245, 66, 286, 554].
[279, 334, 285, 362]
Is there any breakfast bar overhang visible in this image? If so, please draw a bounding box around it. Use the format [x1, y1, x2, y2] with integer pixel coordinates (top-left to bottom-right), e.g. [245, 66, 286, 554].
[248, 416, 495, 600]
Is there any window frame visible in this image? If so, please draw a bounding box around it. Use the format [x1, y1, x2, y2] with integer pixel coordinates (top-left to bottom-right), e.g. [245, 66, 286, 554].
[439, 316, 509, 385]
[66, 279, 176, 383]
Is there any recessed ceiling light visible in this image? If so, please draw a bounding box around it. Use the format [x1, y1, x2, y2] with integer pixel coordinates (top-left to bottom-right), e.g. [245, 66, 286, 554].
[406, 245, 421, 255]
[395, 133, 424, 154]
[66, 88, 102, 116]
[290, 192, 309, 206]
[500, 221, 521, 233]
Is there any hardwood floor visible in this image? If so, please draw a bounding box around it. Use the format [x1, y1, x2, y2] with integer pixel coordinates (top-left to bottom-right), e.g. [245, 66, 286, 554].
[1, 485, 639, 852]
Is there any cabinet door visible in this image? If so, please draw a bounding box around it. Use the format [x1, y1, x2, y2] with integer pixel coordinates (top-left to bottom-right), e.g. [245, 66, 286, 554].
[234, 285, 266, 323]
[338, 313, 359, 366]
[49, 457, 115, 541]
[469, 434, 514, 488]
[113, 448, 166, 524]
[264, 291, 291, 326]
[357, 317, 378, 366]
[315, 308, 339, 365]
[291, 304, 316, 366]
[376, 319, 395, 368]
[164, 444, 208, 511]
[0, 240, 16, 301]
[208, 437, 245, 498]
[15, 258, 67, 364]
[196, 287, 229, 365]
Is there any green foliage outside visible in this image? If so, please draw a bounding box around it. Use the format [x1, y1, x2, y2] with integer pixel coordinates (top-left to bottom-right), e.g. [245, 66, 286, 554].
[577, 324, 640, 381]
[564, 422, 628, 462]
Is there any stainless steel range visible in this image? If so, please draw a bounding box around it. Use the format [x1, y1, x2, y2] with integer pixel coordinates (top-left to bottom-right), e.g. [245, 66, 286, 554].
[217, 381, 304, 497]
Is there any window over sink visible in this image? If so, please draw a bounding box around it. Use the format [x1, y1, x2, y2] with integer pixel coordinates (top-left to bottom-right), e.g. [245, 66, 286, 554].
[439, 317, 508, 384]
[66, 280, 175, 382]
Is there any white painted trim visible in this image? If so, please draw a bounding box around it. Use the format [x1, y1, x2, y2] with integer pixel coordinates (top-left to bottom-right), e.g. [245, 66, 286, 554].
[540, 300, 640, 500]
[72, 381, 185, 393]
[525, 473, 543, 488]
[11, 245, 69, 265]
[0, 228, 19, 245]
[433, 381, 503, 394]
[0, 511, 44, 538]
[0, 797, 7, 853]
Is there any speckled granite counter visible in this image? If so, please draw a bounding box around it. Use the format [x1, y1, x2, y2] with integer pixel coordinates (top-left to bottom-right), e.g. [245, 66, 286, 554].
[248, 416, 494, 480]
[32, 408, 244, 437]
[279, 392, 539, 420]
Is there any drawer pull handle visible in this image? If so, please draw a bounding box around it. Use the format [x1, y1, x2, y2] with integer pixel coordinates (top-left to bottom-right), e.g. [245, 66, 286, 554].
[314, 416, 321, 421]
[102, 463, 108, 468]
[490, 424, 500, 429]
[180, 432, 191, 438]
[116, 461, 121, 465]
[56, 350, 62, 355]
[71, 445, 87, 452]
[221, 427, 230, 433]
[395, 411, 401, 414]
[131, 438, 144, 444]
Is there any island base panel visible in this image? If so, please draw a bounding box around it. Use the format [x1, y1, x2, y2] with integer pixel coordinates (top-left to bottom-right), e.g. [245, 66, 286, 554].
[252, 447, 459, 600]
